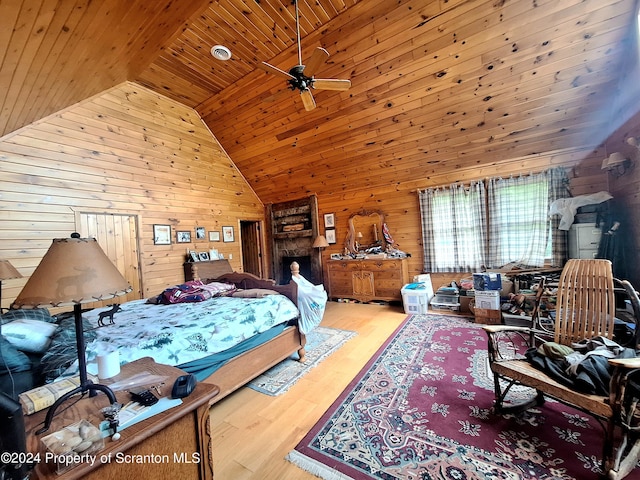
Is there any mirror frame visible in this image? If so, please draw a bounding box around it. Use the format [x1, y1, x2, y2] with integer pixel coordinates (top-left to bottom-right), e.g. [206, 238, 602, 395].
[346, 209, 385, 254]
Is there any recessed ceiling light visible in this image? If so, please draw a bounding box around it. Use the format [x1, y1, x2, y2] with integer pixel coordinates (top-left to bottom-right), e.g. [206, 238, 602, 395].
[211, 45, 232, 61]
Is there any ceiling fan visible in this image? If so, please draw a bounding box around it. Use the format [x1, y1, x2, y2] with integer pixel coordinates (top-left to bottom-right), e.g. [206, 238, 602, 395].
[259, 0, 351, 111]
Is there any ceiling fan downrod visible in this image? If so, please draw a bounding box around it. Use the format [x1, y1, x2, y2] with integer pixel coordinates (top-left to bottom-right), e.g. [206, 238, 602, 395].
[294, 0, 303, 67]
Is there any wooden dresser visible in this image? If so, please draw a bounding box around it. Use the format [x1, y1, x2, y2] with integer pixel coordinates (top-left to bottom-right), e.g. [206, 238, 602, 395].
[326, 258, 409, 302]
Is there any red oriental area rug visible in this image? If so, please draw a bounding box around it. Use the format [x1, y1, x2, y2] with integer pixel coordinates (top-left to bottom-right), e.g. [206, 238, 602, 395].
[287, 314, 606, 480]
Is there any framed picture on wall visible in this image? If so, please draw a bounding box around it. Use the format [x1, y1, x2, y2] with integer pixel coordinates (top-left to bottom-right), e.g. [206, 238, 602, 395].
[176, 231, 191, 243]
[209, 231, 220, 242]
[326, 229, 336, 244]
[153, 224, 171, 245]
[222, 226, 235, 243]
[195, 226, 206, 240]
[324, 213, 335, 228]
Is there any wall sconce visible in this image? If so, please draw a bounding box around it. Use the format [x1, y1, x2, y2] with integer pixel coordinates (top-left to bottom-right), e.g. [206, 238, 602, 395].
[626, 136, 640, 148]
[601, 151, 632, 177]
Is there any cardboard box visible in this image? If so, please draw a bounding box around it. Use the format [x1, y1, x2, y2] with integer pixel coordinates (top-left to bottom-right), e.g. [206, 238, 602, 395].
[474, 308, 502, 325]
[19, 374, 98, 415]
[459, 295, 472, 313]
[473, 272, 502, 291]
[474, 290, 500, 310]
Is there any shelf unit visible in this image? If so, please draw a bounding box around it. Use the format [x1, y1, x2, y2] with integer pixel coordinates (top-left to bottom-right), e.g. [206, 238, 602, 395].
[267, 195, 320, 284]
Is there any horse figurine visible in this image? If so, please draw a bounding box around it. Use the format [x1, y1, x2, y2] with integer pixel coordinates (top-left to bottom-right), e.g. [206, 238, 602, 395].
[98, 304, 122, 327]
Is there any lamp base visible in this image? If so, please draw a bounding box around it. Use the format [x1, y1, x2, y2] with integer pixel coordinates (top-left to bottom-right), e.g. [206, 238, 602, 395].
[35, 303, 120, 435]
[35, 383, 118, 435]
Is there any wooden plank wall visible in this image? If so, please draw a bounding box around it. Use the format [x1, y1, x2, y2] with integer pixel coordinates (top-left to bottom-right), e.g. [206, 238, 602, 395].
[602, 108, 640, 289]
[313, 149, 610, 291]
[0, 82, 264, 310]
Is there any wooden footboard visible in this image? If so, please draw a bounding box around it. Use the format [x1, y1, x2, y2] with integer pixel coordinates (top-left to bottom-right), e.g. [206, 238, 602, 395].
[200, 325, 306, 402]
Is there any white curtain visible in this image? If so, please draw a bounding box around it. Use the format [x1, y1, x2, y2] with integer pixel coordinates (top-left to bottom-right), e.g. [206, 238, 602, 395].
[486, 173, 549, 267]
[419, 182, 486, 272]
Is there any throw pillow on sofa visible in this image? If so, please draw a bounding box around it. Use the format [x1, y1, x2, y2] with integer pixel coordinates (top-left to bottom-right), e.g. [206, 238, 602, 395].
[0, 307, 54, 325]
[39, 316, 97, 383]
[2, 318, 58, 353]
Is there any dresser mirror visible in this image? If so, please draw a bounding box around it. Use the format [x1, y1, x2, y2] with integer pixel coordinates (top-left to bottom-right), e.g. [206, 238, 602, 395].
[347, 210, 385, 253]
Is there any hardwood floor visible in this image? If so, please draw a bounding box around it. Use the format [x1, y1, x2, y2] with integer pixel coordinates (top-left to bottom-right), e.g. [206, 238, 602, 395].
[208, 300, 408, 479]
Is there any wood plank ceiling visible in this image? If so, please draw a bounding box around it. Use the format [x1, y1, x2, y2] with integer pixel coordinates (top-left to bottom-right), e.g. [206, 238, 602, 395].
[1, 0, 637, 204]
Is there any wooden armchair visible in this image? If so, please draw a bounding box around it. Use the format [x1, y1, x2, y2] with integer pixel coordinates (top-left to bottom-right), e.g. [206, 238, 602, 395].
[484, 259, 640, 479]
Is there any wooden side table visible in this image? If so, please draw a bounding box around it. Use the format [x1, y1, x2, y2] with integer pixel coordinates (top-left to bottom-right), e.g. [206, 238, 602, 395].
[24, 357, 219, 480]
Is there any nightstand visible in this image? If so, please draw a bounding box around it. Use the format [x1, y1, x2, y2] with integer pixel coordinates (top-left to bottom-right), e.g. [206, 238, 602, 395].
[24, 357, 219, 480]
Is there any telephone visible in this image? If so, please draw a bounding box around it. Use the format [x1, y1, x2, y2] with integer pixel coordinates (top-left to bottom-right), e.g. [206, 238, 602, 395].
[171, 374, 197, 399]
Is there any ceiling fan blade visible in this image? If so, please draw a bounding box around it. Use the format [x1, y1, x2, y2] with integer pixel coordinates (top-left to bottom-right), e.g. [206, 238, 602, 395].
[313, 78, 352, 91]
[259, 61, 294, 80]
[304, 47, 330, 77]
[300, 89, 316, 111]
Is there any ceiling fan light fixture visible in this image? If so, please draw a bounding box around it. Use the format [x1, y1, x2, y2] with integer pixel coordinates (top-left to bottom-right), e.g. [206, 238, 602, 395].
[211, 45, 232, 61]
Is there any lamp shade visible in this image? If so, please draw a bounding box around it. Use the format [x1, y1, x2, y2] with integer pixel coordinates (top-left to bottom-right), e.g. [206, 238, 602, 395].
[602, 152, 628, 170]
[0, 260, 22, 281]
[312, 235, 329, 248]
[13, 236, 132, 308]
[607, 152, 627, 167]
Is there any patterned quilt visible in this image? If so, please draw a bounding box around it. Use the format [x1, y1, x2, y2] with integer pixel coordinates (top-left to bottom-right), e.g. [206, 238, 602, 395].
[80, 294, 299, 374]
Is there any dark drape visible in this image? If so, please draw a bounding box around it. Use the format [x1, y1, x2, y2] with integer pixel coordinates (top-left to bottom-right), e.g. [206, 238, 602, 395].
[596, 199, 633, 281]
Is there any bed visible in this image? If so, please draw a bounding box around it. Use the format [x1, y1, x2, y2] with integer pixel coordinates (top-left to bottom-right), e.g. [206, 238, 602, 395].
[78, 260, 306, 403]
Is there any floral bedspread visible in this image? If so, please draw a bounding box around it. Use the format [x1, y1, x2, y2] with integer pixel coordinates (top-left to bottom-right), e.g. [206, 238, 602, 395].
[81, 295, 299, 372]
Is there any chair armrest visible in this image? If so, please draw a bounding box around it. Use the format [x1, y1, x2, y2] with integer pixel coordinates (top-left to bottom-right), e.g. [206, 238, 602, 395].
[483, 325, 530, 334]
[608, 357, 640, 369]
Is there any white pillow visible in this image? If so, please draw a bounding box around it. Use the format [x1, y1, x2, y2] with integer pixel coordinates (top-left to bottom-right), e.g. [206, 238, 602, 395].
[2, 318, 58, 353]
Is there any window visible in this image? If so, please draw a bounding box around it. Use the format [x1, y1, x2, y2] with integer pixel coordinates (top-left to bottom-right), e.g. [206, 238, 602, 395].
[419, 168, 568, 272]
[419, 182, 486, 272]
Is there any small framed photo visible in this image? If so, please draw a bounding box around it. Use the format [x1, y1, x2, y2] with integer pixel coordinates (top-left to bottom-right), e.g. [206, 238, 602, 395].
[176, 231, 191, 243]
[326, 229, 336, 244]
[190, 251, 200, 262]
[209, 231, 220, 242]
[324, 213, 335, 228]
[195, 226, 206, 240]
[199, 252, 210, 261]
[153, 224, 171, 245]
[222, 226, 235, 243]
[330, 253, 342, 260]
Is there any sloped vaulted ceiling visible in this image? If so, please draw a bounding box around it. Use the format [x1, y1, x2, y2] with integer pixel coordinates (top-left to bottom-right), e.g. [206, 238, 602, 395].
[1, 0, 637, 203]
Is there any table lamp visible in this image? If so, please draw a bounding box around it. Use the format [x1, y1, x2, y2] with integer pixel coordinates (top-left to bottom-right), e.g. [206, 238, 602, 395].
[312, 235, 330, 283]
[0, 260, 23, 313]
[12, 234, 132, 434]
[312, 235, 329, 249]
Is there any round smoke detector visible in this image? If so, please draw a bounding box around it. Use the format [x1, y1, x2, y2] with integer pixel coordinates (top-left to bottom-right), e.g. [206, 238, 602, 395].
[211, 45, 232, 61]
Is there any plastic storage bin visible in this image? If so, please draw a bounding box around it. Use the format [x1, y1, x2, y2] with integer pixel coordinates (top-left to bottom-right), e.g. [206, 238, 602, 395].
[430, 293, 461, 311]
[402, 282, 433, 314]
